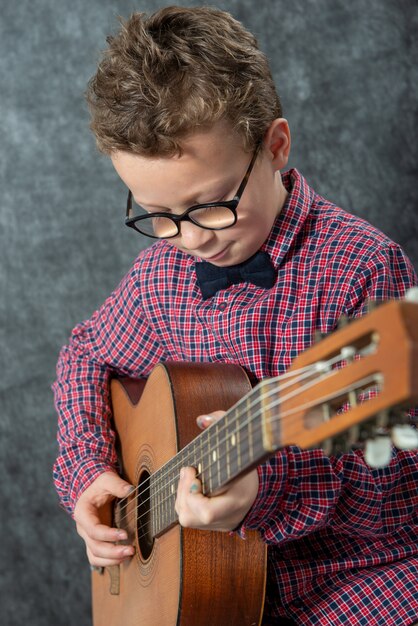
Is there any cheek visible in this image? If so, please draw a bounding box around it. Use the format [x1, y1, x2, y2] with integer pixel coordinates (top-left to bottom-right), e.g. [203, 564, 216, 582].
[236, 208, 267, 231]
[163, 234, 185, 251]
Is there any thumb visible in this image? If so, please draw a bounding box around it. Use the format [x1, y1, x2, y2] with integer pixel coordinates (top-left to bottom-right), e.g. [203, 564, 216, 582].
[196, 410, 227, 430]
[95, 471, 135, 499]
[74, 471, 135, 526]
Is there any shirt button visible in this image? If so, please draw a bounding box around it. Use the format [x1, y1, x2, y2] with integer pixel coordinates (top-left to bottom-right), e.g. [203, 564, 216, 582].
[218, 301, 227, 311]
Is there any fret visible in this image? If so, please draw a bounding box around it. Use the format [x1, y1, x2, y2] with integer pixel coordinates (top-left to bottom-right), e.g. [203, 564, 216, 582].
[240, 404, 250, 471]
[155, 476, 160, 534]
[207, 425, 214, 493]
[151, 473, 159, 536]
[169, 476, 175, 525]
[236, 408, 241, 474]
[157, 476, 162, 532]
[190, 439, 199, 478]
[150, 473, 158, 537]
[217, 413, 228, 487]
[215, 424, 221, 488]
[228, 407, 240, 479]
[159, 476, 164, 532]
[170, 490, 176, 527]
[160, 477, 165, 527]
[168, 458, 178, 526]
[247, 394, 254, 463]
[255, 395, 265, 453]
[225, 411, 231, 482]
[160, 476, 164, 527]
[249, 394, 268, 460]
[233, 402, 251, 474]
[163, 477, 167, 530]
[157, 475, 162, 534]
[170, 477, 176, 505]
[149, 475, 155, 537]
[165, 461, 174, 528]
[183, 438, 198, 483]
[199, 431, 205, 493]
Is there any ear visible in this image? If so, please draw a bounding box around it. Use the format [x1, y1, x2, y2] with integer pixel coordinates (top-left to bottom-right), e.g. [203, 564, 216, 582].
[263, 118, 291, 171]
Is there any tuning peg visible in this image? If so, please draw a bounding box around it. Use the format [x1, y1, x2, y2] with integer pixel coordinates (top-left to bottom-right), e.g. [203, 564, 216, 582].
[314, 329, 328, 343]
[405, 287, 418, 303]
[364, 434, 392, 468]
[391, 425, 418, 450]
[323, 427, 360, 457]
[336, 315, 350, 329]
[386, 407, 409, 426]
[364, 298, 385, 314]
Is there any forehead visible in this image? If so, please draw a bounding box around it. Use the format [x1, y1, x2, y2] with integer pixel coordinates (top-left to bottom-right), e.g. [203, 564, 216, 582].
[111, 123, 249, 206]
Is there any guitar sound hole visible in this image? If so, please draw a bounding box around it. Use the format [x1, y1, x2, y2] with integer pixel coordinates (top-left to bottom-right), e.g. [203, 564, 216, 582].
[137, 469, 154, 560]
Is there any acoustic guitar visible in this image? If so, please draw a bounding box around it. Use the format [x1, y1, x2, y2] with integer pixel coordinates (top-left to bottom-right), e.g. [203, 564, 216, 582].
[91, 299, 418, 626]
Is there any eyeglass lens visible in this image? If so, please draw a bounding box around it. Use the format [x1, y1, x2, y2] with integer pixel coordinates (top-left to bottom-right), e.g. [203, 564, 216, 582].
[132, 204, 236, 238]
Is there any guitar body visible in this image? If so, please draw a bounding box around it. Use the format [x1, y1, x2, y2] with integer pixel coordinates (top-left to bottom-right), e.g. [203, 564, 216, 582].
[90, 299, 418, 624]
[92, 362, 267, 626]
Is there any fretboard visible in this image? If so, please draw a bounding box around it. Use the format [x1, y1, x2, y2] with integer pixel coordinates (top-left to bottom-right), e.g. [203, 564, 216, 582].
[149, 384, 277, 537]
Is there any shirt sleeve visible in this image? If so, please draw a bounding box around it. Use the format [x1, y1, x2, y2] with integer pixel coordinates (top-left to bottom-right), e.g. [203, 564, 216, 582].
[241, 241, 418, 543]
[242, 447, 417, 544]
[344, 241, 417, 316]
[52, 261, 167, 515]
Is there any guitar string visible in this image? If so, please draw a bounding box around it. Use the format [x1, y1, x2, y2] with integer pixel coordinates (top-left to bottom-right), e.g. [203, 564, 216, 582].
[116, 356, 340, 523]
[115, 361, 325, 519]
[131, 372, 379, 543]
[117, 354, 375, 530]
[117, 350, 369, 527]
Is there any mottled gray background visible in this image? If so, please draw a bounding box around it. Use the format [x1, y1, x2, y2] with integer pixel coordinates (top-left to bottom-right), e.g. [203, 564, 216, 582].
[1, 0, 417, 624]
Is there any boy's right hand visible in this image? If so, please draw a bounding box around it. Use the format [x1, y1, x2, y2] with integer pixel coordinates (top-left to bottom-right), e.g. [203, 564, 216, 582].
[73, 471, 136, 567]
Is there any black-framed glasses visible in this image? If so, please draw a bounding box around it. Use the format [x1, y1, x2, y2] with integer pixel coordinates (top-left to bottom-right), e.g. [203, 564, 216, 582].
[125, 145, 261, 239]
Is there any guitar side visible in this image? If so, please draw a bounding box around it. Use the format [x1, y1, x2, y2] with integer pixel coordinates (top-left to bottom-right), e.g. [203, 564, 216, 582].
[92, 362, 267, 626]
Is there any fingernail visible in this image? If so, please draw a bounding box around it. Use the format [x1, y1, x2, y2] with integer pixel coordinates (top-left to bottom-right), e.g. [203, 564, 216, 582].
[117, 530, 127, 540]
[125, 485, 135, 494]
[189, 482, 199, 494]
[197, 415, 212, 428]
[123, 547, 134, 556]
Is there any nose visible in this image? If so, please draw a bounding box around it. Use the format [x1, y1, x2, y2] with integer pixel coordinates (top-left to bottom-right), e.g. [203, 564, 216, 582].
[179, 221, 215, 250]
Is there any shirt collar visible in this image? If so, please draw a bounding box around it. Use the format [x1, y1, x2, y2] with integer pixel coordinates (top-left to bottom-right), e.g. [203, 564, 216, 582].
[261, 168, 314, 269]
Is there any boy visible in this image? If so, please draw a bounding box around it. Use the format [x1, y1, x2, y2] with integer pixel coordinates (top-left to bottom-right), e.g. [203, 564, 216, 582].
[53, 7, 418, 625]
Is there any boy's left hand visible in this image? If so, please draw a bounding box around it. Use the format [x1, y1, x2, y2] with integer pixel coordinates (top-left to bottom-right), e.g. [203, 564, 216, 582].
[175, 411, 259, 532]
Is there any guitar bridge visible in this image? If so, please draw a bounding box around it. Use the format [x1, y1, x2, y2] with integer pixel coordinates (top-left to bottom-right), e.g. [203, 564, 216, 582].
[107, 565, 120, 595]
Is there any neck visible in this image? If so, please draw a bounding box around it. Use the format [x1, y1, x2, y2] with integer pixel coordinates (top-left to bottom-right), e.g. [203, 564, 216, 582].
[275, 171, 289, 219]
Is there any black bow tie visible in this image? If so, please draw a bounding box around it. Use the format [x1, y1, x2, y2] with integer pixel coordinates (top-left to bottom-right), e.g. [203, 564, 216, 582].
[195, 251, 276, 300]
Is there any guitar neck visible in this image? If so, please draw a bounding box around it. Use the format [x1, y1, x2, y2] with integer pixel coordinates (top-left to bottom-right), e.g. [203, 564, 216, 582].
[136, 299, 418, 539]
[150, 386, 273, 537]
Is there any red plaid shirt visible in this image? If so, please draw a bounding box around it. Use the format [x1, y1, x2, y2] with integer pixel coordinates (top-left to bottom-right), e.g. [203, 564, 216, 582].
[53, 169, 418, 625]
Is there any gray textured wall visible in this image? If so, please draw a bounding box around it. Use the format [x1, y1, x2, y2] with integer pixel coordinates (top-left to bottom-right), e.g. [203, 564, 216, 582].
[1, 1, 417, 624]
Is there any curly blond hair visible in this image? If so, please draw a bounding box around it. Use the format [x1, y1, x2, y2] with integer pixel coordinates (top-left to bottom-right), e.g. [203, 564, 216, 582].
[86, 5, 282, 156]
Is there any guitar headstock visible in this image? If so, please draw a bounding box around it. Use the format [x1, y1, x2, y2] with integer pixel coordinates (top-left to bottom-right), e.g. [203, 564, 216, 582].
[261, 296, 418, 466]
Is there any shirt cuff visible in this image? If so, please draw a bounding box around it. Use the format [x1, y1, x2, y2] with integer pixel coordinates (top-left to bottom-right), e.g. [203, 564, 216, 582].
[68, 457, 119, 517]
[233, 451, 288, 538]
